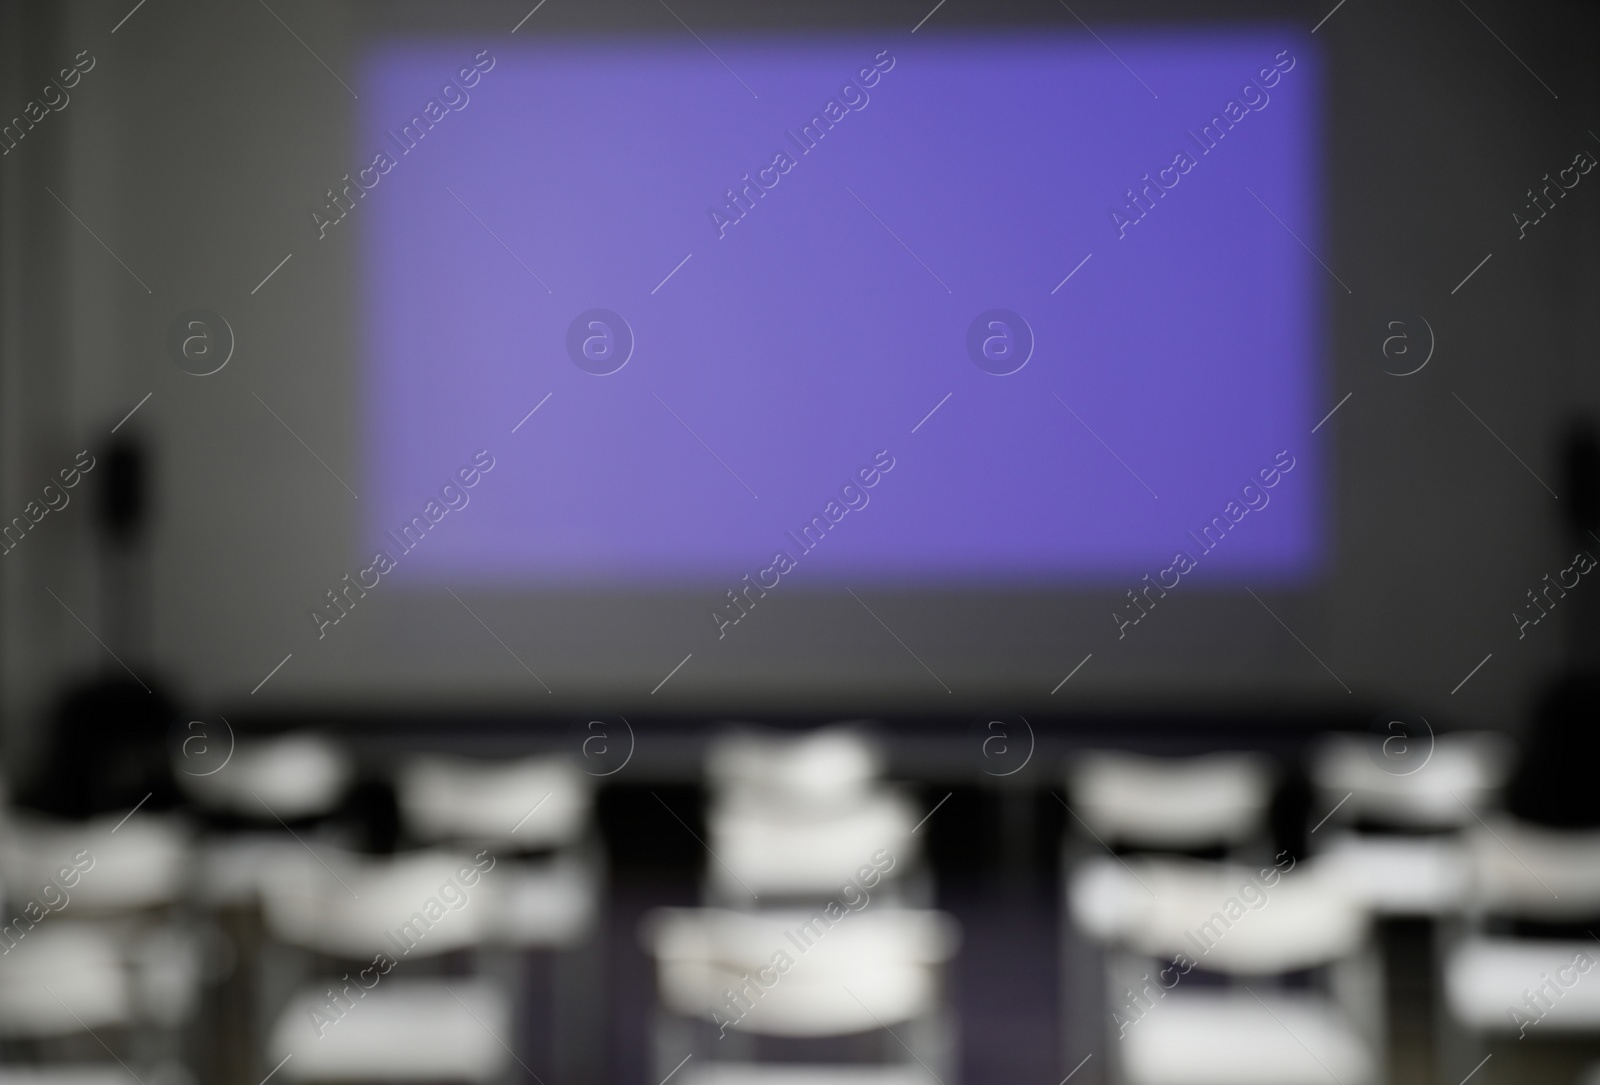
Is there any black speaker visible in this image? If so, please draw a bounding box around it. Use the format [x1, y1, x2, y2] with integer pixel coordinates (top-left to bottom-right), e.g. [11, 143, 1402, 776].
[99, 436, 147, 542]
[1561, 422, 1600, 537]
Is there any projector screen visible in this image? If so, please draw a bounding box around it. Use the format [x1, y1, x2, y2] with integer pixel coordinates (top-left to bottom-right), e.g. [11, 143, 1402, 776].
[359, 29, 1322, 588]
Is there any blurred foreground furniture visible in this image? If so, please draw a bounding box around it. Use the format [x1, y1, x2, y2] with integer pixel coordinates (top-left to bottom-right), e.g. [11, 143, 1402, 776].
[651, 726, 954, 1084]
[1059, 750, 1280, 1084]
[0, 810, 197, 1082]
[260, 846, 512, 1085]
[1310, 731, 1510, 837]
[1309, 730, 1514, 1085]
[704, 727, 924, 907]
[177, 732, 354, 826]
[396, 753, 596, 943]
[175, 731, 356, 1085]
[397, 753, 601, 1084]
[1443, 819, 1600, 1081]
[645, 906, 958, 1085]
[1070, 856, 1381, 1085]
[1065, 751, 1277, 856]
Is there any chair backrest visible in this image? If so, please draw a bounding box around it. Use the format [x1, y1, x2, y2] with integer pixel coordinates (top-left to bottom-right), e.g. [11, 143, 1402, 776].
[1066, 751, 1275, 850]
[397, 754, 591, 849]
[176, 732, 353, 820]
[1446, 936, 1600, 1032]
[1072, 856, 1368, 975]
[1310, 731, 1512, 830]
[645, 906, 959, 1037]
[708, 787, 916, 900]
[0, 813, 190, 913]
[0, 922, 129, 1037]
[260, 846, 494, 959]
[1467, 817, 1600, 920]
[707, 726, 885, 816]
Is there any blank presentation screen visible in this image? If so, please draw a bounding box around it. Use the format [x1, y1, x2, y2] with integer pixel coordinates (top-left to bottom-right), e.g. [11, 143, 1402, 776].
[360, 29, 1323, 586]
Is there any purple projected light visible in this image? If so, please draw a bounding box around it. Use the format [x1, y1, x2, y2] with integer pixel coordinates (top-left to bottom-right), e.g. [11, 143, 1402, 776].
[360, 29, 1323, 585]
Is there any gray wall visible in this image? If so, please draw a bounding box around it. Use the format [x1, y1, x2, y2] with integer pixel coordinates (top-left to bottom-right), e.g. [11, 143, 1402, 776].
[2, 0, 1595, 758]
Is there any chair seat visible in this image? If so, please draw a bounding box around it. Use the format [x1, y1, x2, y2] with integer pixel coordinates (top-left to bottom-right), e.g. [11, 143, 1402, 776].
[1070, 857, 1366, 974]
[270, 980, 509, 1083]
[1121, 991, 1375, 1085]
[1468, 820, 1600, 919]
[683, 1065, 936, 1085]
[709, 790, 915, 899]
[0, 924, 128, 1038]
[648, 908, 958, 1037]
[261, 848, 492, 958]
[1447, 938, 1600, 1032]
[1, 814, 189, 912]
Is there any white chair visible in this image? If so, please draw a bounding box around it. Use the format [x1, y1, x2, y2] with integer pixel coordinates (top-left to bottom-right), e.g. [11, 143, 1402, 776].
[1464, 818, 1600, 920]
[260, 847, 494, 959]
[681, 728, 950, 1081]
[0, 812, 191, 914]
[1119, 991, 1376, 1085]
[1310, 731, 1512, 831]
[708, 789, 917, 903]
[0, 813, 199, 1082]
[396, 754, 591, 851]
[1066, 751, 1275, 852]
[1443, 818, 1600, 1062]
[396, 754, 599, 944]
[1447, 938, 1600, 1034]
[704, 727, 920, 904]
[648, 907, 958, 1036]
[172, 733, 356, 1085]
[1313, 830, 1471, 916]
[0, 814, 198, 1023]
[0, 923, 129, 1038]
[644, 906, 959, 1082]
[177, 733, 355, 911]
[258, 845, 513, 1085]
[1071, 856, 1381, 1085]
[395, 753, 603, 1085]
[269, 980, 509, 1084]
[175, 733, 353, 821]
[706, 727, 886, 816]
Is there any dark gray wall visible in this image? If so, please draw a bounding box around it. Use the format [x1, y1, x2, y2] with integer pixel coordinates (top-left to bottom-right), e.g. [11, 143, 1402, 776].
[2, 0, 1595, 754]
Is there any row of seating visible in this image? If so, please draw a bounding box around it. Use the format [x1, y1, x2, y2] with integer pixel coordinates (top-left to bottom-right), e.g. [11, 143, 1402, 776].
[8, 719, 1595, 1085]
[646, 728, 958, 1085]
[0, 735, 602, 1085]
[1065, 734, 1600, 1085]
[0, 725, 968, 1085]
